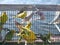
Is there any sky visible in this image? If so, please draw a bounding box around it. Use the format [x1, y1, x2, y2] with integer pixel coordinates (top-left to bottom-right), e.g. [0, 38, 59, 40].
[0, 0, 60, 4]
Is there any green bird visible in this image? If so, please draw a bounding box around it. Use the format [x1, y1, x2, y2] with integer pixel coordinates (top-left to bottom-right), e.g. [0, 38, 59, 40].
[40, 32, 51, 45]
[0, 12, 8, 31]
[2, 30, 15, 45]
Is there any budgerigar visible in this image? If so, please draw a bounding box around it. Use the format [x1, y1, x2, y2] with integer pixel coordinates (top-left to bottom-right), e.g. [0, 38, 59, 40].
[0, 12, 8, 31]
[15, 21, 36, 43]
[13, 11, 27, 19]
[2, 30, 15, 45]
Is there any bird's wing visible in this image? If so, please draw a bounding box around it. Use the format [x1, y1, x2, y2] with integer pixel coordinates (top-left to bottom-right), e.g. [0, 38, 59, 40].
[25, 21, 31, 29]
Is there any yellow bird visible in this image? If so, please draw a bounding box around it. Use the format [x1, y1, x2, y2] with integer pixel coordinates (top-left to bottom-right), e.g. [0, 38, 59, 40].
[13, 11, 27, 19]
[0, 12, 8, 30]
[0, 12, 8, 24]
[17, 27, 36, 43]
[21, 27, 36, 43]
[15, 21, 36, 43]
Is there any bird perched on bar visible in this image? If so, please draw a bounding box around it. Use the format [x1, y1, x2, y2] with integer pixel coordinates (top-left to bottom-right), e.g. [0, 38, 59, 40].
[40, 32, 51, 45]
[15, 21, 36, 43]
[0, 12, 8, 31]
[2, 30, 15, 45]
[13, 11, 27, 19]
[13, 7, 27, 19]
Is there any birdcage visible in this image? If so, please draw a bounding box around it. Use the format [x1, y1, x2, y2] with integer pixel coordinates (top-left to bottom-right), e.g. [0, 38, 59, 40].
[0, 4, 60, 45]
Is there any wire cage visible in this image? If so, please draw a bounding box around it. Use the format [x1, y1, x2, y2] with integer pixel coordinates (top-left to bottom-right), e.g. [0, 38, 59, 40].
[0, 5, 60, 45]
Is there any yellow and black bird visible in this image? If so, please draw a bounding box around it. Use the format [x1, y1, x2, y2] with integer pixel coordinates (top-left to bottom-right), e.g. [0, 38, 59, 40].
[15, 21, 36, 43]
[13, 8, 27, 19]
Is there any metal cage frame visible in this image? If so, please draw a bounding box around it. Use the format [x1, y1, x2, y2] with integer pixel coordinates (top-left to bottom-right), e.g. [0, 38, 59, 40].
[0, 5, 60, 45]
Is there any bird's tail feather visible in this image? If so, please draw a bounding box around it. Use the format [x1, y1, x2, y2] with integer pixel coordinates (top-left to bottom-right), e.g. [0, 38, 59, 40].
[2, 38, 6, 45]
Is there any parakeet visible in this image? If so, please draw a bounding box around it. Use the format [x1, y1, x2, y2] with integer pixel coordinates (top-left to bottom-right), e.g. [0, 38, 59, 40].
[46, 32, 51, 43]
[21, 27, 36, 43]
[0, 12, 8, 25]
[0, 12, 8, 30]
[2, 30, 15, 45]
[15, 21, 36, 43]
[17, 27, 36, 43]
[40, 32, 51, 45]
[13, 11, 27, 19]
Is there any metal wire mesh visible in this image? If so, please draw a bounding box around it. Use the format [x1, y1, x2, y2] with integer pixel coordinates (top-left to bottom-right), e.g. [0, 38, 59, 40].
[0, 11, 60, 41]
[0, 5, 60, 45]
